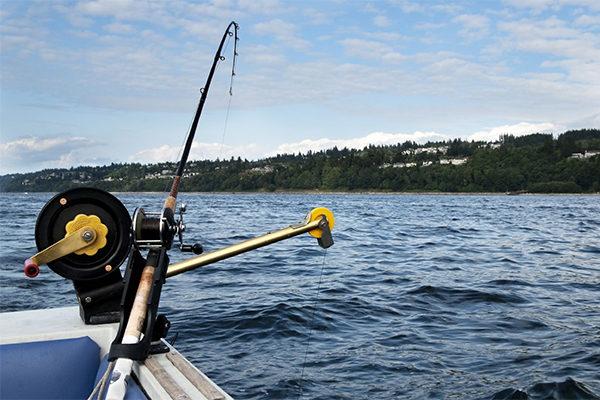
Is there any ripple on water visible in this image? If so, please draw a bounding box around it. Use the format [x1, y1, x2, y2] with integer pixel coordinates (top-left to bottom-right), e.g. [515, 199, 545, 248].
[487, 378, 600, 400]
[406, 285, 529, 305]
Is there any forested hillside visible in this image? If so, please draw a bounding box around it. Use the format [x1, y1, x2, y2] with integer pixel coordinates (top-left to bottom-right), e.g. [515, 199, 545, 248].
[2, 129, 599, 193]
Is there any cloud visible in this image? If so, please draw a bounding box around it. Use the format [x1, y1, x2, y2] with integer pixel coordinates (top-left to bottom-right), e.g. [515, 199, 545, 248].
[0, 135, 104, 173]
[502, 0, 558, 12]
[373, 15, 391, 28]
[339, 38, 405, 62]
[496, 16, 600, 88]
[269, 131, 446, 156]
[468, 122, 558, 141]
[253, 19, 310, 50]
[130, 141, 262, 163]
[574, 14, 600, 26]
[389, 0, 424, 13]
[502, 0, 600, 12]
[453, 14, 490, 39]
[104, 22, 135, 34]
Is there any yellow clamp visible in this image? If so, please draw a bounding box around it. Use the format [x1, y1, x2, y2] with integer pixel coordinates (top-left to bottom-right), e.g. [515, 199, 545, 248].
[307, 207, 335, 238]
[65, 214, 108, 255]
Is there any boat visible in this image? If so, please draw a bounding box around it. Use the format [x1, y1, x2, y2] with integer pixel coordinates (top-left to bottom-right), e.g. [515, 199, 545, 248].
[1, 307, 233, 399]
[0, 21, 335, 400]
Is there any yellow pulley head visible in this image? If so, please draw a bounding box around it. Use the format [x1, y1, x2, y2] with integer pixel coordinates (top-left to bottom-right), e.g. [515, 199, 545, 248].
[65, 214, 108, 256]
[307, 207, 335, 238]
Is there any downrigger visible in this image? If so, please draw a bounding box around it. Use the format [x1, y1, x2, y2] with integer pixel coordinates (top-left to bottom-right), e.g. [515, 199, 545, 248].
[23, 21, 335, 400]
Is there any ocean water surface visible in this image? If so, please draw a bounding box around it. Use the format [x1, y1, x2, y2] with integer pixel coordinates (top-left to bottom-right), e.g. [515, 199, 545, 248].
[1, 193, 599, 399]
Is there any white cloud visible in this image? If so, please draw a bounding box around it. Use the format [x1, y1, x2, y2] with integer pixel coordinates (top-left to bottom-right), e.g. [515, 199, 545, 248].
[104, 22, 135, 34]
[76, 0, 152, 20]
[0, 136, 96, 159]
[269, 131, 446, 156]
[0, 136, 103, 173]
[502, 0, 557, 12]
[453, 14, 490, 39]
[302, 8, 329, 25]
[373, 15, 391, 28]
[253, 19, 310, 50]
[130, 141, 262, 163]
[339, 38, 405, 62]
[574, 14, 600, 26]
[389, 0, 424, 13]
[495, 16, 600, 96]
[502, 0, 600, 12]
[468, 122, 558, 141]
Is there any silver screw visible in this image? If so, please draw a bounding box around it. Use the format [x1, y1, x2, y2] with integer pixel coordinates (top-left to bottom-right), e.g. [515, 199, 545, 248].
[82, 231, 94, 242]
[84, 297, 92, 303]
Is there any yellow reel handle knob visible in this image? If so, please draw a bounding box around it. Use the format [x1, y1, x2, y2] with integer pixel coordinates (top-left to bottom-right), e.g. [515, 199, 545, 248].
[65, 214, 109, 255]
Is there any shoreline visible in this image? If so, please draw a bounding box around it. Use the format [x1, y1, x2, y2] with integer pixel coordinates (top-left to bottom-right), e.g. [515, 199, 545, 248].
[5, 190, 599, 196]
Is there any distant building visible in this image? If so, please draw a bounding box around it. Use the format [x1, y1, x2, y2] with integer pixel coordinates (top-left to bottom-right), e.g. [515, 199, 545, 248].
[249, 165, 274, 173]
[440, 158, 468, 165]
[584, 150, 600, 158]
[569, 151, 600, 159]
[379, 162, 417, 169]
[402, 146, 448, 155]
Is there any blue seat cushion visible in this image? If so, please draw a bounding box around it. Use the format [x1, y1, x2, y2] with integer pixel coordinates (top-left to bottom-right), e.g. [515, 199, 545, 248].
[0, 336, 101, 399]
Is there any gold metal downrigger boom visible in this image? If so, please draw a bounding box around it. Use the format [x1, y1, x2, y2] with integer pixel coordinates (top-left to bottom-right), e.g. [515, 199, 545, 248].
[166, 208, 335, 278]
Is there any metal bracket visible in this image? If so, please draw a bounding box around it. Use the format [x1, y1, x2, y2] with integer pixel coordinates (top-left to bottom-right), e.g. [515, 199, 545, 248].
[317, 217, 334, 249]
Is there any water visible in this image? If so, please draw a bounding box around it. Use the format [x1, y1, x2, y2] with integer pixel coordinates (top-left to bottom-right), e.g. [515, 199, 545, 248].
[1, 193, 599, 399]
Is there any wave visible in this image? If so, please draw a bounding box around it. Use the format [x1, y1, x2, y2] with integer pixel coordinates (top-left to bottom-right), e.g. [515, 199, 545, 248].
[486, 378, 600, 400]
[407, 285, 528, 305]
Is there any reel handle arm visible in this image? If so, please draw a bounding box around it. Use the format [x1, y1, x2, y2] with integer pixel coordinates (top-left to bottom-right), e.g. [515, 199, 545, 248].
[166, 207, 335, 278]
[24, 225, 97, 278]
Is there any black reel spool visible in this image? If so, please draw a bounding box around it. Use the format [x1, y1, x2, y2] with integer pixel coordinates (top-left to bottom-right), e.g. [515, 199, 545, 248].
[35, 188, 133, 324]
[132, 207, 176, 250]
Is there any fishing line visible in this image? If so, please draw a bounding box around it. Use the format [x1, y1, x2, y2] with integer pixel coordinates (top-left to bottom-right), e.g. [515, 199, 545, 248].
[218, 31, 238, 161]
[86, 359, 116, 400]
[218, 92, 234, 161]
[297, 249, 328, 400]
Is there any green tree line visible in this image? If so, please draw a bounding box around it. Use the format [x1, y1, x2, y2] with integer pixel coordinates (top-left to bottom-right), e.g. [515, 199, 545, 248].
[1, 129, 599, 193]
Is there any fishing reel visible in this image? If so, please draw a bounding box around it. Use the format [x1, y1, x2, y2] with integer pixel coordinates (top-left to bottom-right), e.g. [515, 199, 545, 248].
[25, 187, 204, 325]
[132, 207, 176, 250]
[28, 188, 132, 323]
[132, 204, 203, 254]
[32, 188, 132, 281]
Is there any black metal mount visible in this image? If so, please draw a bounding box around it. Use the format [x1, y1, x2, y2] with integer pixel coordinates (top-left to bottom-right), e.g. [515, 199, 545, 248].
[317, 217, 334, 249]
[108, 247, 171, 361]
[75, 272, 124, 324]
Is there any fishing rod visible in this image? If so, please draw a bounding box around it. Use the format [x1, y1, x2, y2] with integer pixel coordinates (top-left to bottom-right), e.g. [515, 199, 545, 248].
[164, 20, 239, 213]
[22, 20, 335, 400]
[103, 21, 240, 400]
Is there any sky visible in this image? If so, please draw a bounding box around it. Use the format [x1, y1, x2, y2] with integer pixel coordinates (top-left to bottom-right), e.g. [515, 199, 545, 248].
[1, 0, 599, 173]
